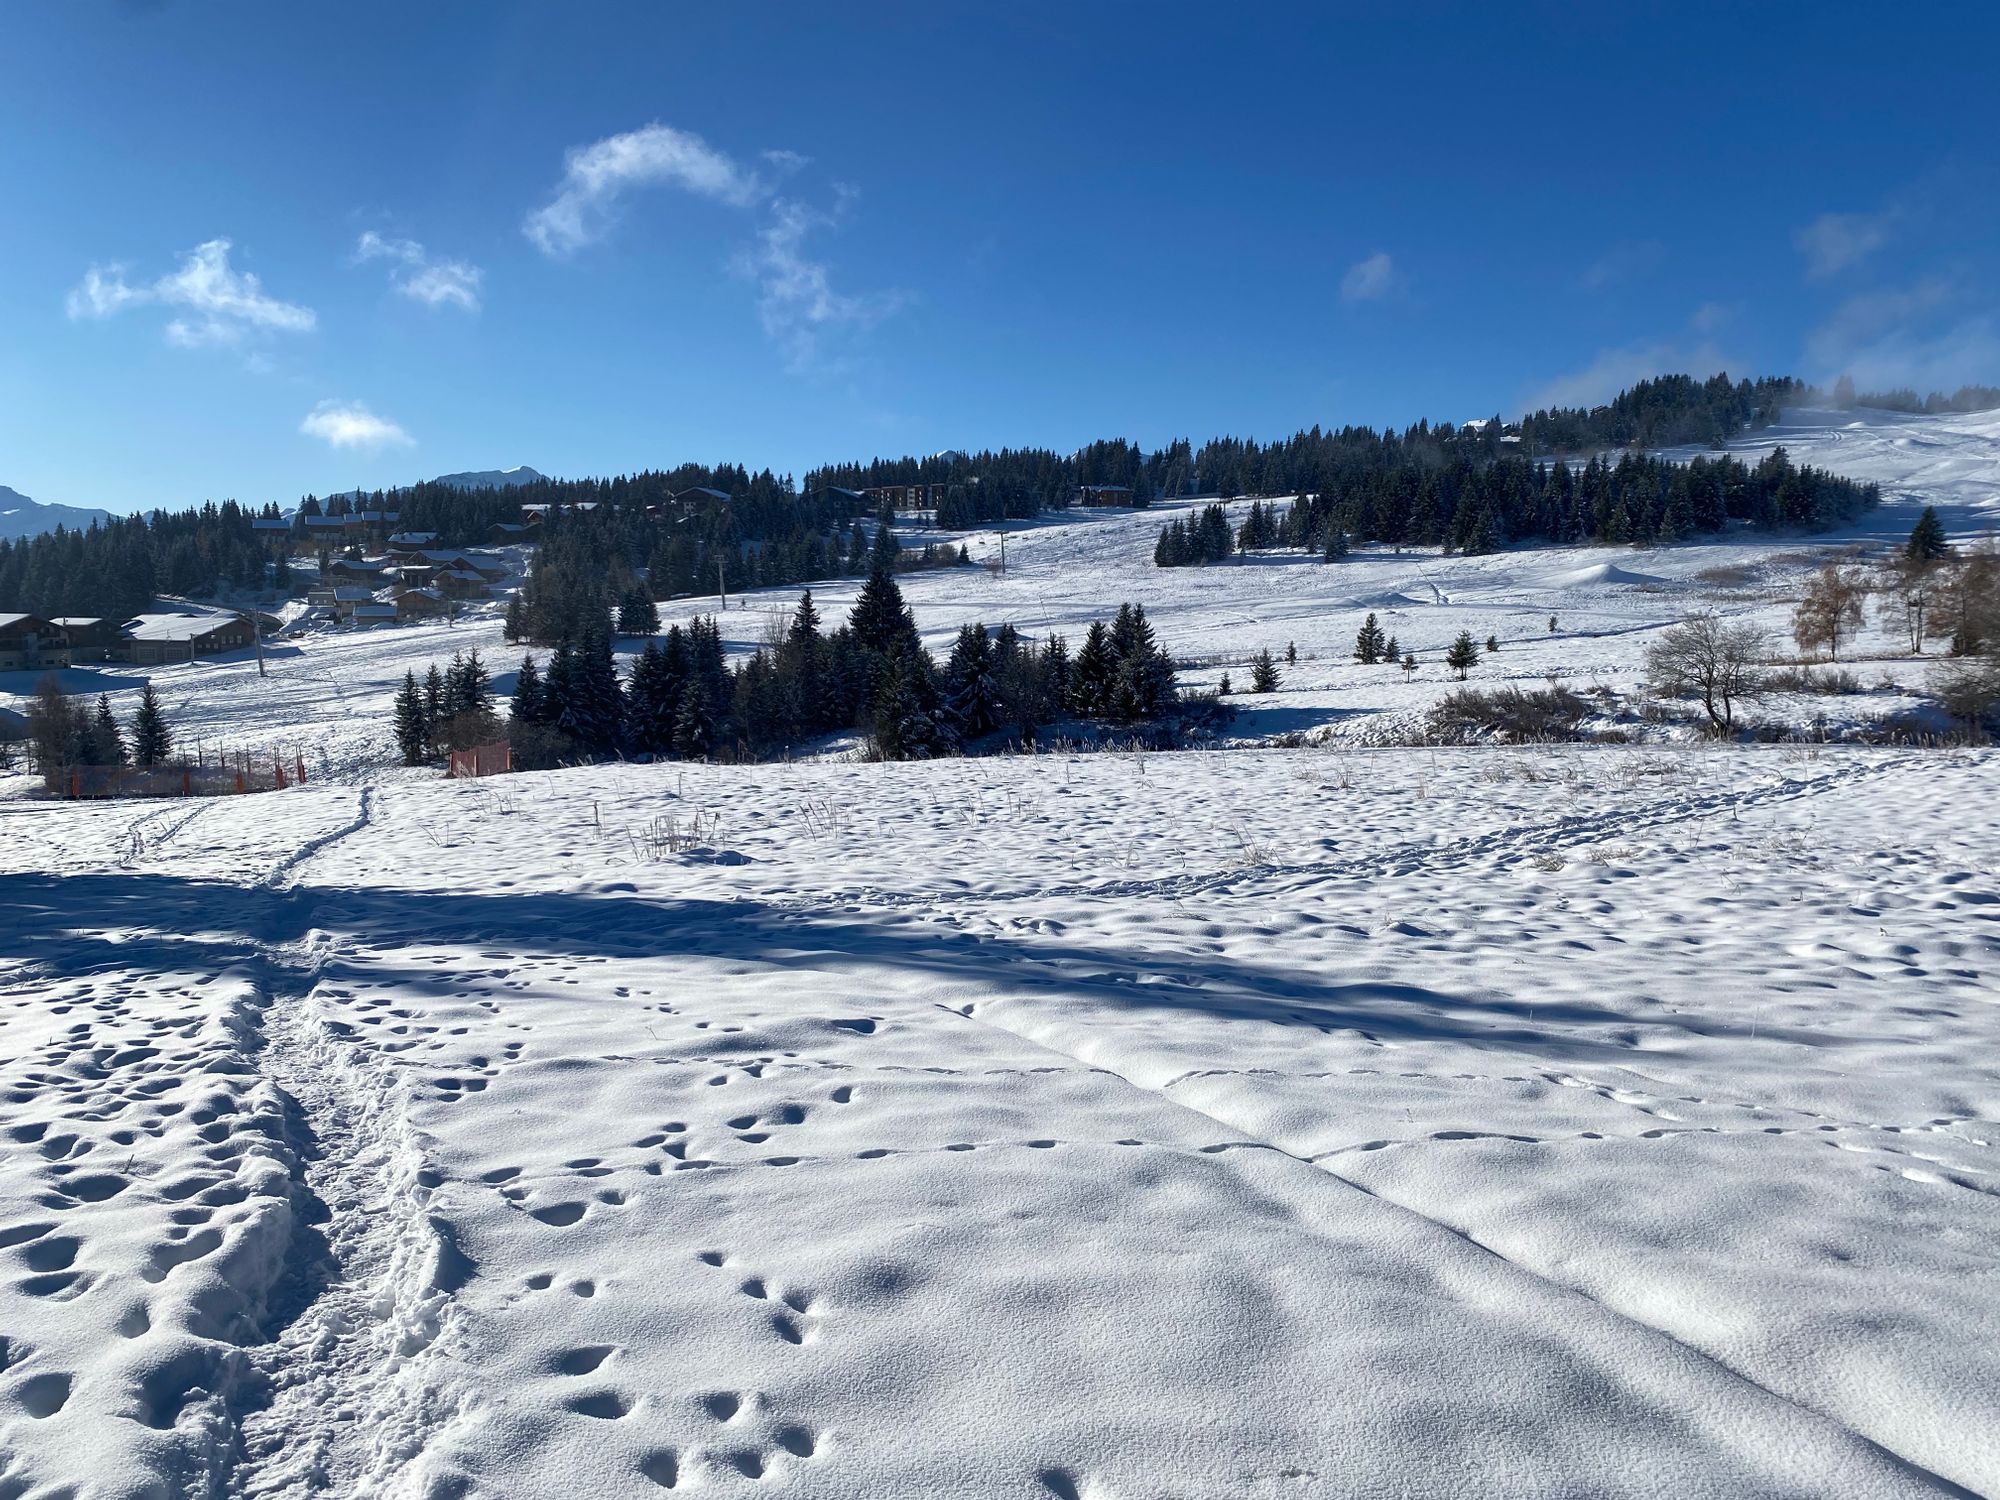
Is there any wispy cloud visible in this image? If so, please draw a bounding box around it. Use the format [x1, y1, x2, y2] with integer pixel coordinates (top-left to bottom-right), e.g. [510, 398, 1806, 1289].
[1521, 338, 1736, 413]
[355, 230, 483, 311]
[300, 399, 414, 450]
[66, 238, 315, 346]
[1340, 251, 1399, 303]
[523, 122, 766, 257]
[1793, 209, 1893, 280]
[528, 120, 903, 372]
[1801, 278, 1999, 394]
[1581, 239, 1665, 292]
[736, 196, 906, 373]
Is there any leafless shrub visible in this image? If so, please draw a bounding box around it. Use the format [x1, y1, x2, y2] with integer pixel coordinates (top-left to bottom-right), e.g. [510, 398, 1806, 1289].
[1426, 683, 1592, 744]
[1764, 664, 1864, 694]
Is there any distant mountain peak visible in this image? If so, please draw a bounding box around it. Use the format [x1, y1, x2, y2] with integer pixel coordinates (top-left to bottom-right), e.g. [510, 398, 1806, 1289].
[429, 465, 547, 489]
[0, 484, 118, 542]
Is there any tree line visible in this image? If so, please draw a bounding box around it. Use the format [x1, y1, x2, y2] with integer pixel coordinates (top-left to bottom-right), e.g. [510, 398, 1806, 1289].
[1155, 447, 1877, 564]
[493, 566, 1188, 766]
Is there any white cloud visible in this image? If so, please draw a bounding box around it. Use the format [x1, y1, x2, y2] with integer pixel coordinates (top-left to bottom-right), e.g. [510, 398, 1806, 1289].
[1793, 210, 1892, 279]
[1801, 279, 1999, 394]
[66, 238, 315, 346]
[1521, 340, 1736, 413]
[1340, 251, 1399, 303]
[355, 231, 483, 312]
[524, 122, 766, 256]
[300, 399, 414, 450]
[735, 197, 905, 374]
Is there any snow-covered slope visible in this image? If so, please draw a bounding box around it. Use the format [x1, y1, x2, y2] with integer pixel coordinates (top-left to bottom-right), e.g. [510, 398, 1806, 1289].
[0, 485, 117, 541]
[1, 405, 1997, 1497]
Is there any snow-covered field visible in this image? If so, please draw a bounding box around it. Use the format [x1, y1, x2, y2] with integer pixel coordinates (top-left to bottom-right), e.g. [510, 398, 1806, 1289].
[3, 406, 1998, 1498]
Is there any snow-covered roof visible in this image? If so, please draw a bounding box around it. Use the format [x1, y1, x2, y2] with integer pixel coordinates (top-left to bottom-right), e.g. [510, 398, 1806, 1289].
[0, 612, 40, 633]
[331, 586, 375, 601]
[251, 517, 293, 531]
[351, 603, 398, 619]
[388, 531, 440, 545]
[47, 616, 105, 628]
[124, 612, 241, 642]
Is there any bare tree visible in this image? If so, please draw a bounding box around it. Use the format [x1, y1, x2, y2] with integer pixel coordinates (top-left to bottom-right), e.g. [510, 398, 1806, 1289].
[1646, 613, 1765, 732]
[1880, 556, 1944, 655]
[1792, 563, 1868, 661]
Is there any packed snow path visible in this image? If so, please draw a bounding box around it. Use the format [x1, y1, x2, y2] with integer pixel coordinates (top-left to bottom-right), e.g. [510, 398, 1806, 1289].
[1, 745, 1996, 1498]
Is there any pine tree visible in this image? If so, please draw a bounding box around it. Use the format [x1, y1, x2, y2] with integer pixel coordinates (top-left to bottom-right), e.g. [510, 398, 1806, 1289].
[1354, 613, 1387, 663]
[1401, 652, 1416, 675]
[542, 639, 578, 737]
[944, 623, 1002, 740]
[131, 681, 173, 766]
[393, 671, 429, 765]
[623, 640, 679, 753]
[510, 654, 545, 725]
[423, 664, 446, 727]
[1218, 672, 1232, 695]
[504, 592, 527, 643]
[1383, 635, 1399, 662]
[1323, 523, 1349, 561]
[1446, 630, 1479, 679]
[849, 565, 920, 658]
[1285, 641, 1297, 664]
[1906, 506, 1949, 562]
[672, 678, 713, 759]
[870, 507, 901, 572]
[616, 589, 661, 635]
[1485, 634, 1499, 654]
[1250, 648, 1280, 693]
[89, 695, 127, 766]
[1071, 621, 1117, 714]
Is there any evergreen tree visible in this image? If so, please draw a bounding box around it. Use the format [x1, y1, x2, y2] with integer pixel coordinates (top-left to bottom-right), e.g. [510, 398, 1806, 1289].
[423, 664, 446, 727]
[1249, 648, 1280, 693]
[870, 507, 901, 572]
[504, 592, 527, 643]
[944, 623, 1002, 740]
[1446, 630, 1480, 679]
[871, 647, 944, 760]
[1401, 652, 1416, 675]
[849, 565, 920, 658]
[672, 677, 713, 759]
[569, 629, 626, 752]
[131, 681, 173, 766]
[510, 654, 545, 725]
[616, 589, 661, 635]
[1218, 672, 1232, 695]
[1907, 506, 1950, 561]
[624, 636, 680, 752]
[393, 671, 429, 765]
[1071, 621, 1117, 714]
[89, 695, 127, 766]
[542, 639, 578, 736]
[1383, 634, 1399, 661]
[1354, 613, 1387, 663]
[1485, 634, 1499, 654]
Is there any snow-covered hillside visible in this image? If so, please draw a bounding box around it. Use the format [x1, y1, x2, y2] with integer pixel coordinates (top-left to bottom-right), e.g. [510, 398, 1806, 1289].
[4, 405, 1993, 772]
[1, 406, 1996, 1498]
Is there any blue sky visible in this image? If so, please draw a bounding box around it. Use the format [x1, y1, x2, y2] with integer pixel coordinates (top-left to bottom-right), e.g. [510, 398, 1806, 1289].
[4, 1, 1997, 515]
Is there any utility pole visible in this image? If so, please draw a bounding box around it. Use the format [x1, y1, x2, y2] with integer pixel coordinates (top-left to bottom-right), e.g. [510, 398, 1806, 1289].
[237, 610, 267, 677]
[717, 557, 729, 611]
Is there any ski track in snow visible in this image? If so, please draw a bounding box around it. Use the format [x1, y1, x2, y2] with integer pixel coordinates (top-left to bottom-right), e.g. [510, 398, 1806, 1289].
[2, 406, 1998, 1498]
